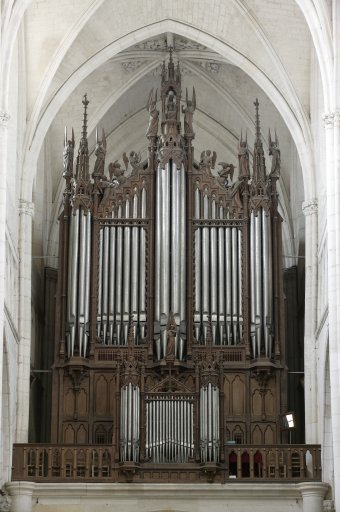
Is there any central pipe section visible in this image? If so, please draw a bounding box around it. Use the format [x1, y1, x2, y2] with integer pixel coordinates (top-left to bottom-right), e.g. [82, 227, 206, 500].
[154, 160, 186, 359]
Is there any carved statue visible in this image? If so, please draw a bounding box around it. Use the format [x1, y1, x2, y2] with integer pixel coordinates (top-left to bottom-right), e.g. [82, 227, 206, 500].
[238, 131, 250, 179]
[182, 87, 196, 135]
[123, 150, 142, 173]
[268, 129, 280, 178]
[166, 90, 177, 121]
[93, 128, 106, 177]
[108, 160, 124, 182]
[165, 313, 177, 359]
[218, 162, 236, 187]
[63, 127, 75, 177]
[146, 88, 159, 137]
[200, 150, 217, 173]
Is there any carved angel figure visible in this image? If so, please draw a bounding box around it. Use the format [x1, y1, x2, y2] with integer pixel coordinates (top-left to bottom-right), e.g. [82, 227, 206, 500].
[268, 129, 281, 178]
[108, 160, 125, 183]
[200, 150, 217, 172]
[146, 88, 159, 138]
[218, 162, 236, 187]
[181, 87, 196, 135]
[93, 128, 106, 177]
[63, 127, 75, 177]
[123, 150, 142, 173]
[238, 131, 250, 179]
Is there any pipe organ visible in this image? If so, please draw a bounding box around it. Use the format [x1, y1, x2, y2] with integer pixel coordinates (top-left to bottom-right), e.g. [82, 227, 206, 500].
[51, 52, 288, 482]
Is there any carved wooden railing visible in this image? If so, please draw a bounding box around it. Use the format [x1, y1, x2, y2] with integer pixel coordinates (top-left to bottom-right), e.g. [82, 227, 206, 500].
[12, 444, 322, 483]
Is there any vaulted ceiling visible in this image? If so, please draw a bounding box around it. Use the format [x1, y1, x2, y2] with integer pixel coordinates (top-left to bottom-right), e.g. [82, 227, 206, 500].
[20, 0, 324, 265]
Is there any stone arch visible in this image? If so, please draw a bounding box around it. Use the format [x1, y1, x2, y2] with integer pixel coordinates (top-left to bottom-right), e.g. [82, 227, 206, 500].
[22, 19, 316, 202]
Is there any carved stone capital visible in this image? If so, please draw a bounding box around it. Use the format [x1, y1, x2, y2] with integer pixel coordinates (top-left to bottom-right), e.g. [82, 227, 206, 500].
[18, 199, 34, 217]
[302, 198, 318, 216]
[322, 110, 340, 128]
[0, 111, 10, 126]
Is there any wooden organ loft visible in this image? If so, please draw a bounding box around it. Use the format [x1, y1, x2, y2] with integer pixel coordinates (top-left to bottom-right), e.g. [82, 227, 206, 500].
[12, 52, 322, 484]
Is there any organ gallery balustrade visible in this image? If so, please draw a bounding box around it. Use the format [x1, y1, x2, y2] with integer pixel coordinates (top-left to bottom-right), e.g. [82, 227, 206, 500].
[12, 444, 322, 483]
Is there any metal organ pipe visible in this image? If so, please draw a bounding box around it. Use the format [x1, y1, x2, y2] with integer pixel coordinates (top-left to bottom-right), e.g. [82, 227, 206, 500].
[200, 384, 219, 463]
[202, 193, 210, 341]
[232, 227, 238, 344]
[115, 205, 123, 345]
[210, 200, 218, 342]
[120, 383, 140, 462]
[83, 212, 91, 356]
[250, 211, 256, 356]
[108, 218, 116, 344]
[139, 188, 147, 340]
[131, 194, 139, 342]
[194, 186, 201, 342]
[123, 199, 131, 343]
[218, 206, 225, 345]
[225, 226, 232, 345]
[67, 208, 79, 357]
[179, 165, 186, 359]
[262, 209, 273, 357]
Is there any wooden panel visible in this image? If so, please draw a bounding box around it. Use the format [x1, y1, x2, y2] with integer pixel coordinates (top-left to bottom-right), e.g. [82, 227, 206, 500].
[223, 376, 231, 415]
[265, 389, 275, 416]
[264, 424, 275, 444]
[64, 389, 75, 417]
[78, 388, 88, 417]
[95, 375, 108, 416]
[231, 375, 245, 416]
[76, 424, 87, 444]
[63, 424, 75, 444]
[252, 389, 262, 416]
[252, 424, 263, 444]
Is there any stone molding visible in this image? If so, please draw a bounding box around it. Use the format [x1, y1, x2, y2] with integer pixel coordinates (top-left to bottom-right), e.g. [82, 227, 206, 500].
[0, 111, 10, 126]
[302, 198, 318, 216]
[18, 199, 34, 217]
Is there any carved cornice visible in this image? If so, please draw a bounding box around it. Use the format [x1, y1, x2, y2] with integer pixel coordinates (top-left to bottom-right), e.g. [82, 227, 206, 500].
[18, 199, 34, 216]
[0, 111, 10, 126]
[302, 198, 318, 216]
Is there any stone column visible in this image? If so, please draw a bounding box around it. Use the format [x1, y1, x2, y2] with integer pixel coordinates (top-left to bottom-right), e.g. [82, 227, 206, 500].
[302, 199, 318, 443]
[298, 482, 329, 512]
[5, 482, 34, 512]
[0, 110, 10, 483]
[16, 199, 34, 443]
[323, 109, 340, 510]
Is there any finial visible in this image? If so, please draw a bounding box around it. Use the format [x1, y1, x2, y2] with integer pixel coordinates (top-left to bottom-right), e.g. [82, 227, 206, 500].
[81, 93, 89, 142]
[254, 98, 261, 144]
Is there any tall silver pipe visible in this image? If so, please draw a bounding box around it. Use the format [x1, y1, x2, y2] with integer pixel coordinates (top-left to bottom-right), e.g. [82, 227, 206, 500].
[179, 164, 186, 323]
[102, 226, 110, 343]
[225, 227, 232, 345]
[267, 213, 273, 357]
[250, 212, 256, 356]
[171, 164, 180, 317]
[161, 165, 170, 322]
[78, 211, 87, 356]
[83, 212, 91, 356]
[210, 200, 217, 343]
[232, 227, 238, 344]
[131, 195, 139, 338]
[108, 225, 116, 344]
[262, 210, 273, 357]
[116, 206, 123, 344]
[97, 228, 103, 338]
[123, 200, 131, 344]
[202, 194, 210, 338]
[238, 229, 243, 342]
[255, 211, 262, 356]
[218, 225, 225, 345]
[67, 208, 79, 357]
[194, 187, 201, 341]
[155, 170, 161, 322]
[139, 188, 147, 339]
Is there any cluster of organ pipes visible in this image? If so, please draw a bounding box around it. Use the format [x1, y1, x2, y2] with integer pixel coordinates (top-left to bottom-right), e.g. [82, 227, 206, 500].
[250, 208, 273, 358]
[96, 190, 147, 345]
[67, 208, 91, 357]
[194, 187, 243, 346]
[154, 162, 186, 360]
[200, 383, 220, 463]
[145, 395, 194, 463]
[120, 383, 140, 462]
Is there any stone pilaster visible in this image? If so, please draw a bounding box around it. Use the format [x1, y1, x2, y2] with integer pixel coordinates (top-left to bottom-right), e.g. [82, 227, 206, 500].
[16, 200, 34, 443]
[323, 109, 340, 510]
[0, 110, 10, 483]
[298, 482, 329, 512]
[302, 198, 318, 443]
